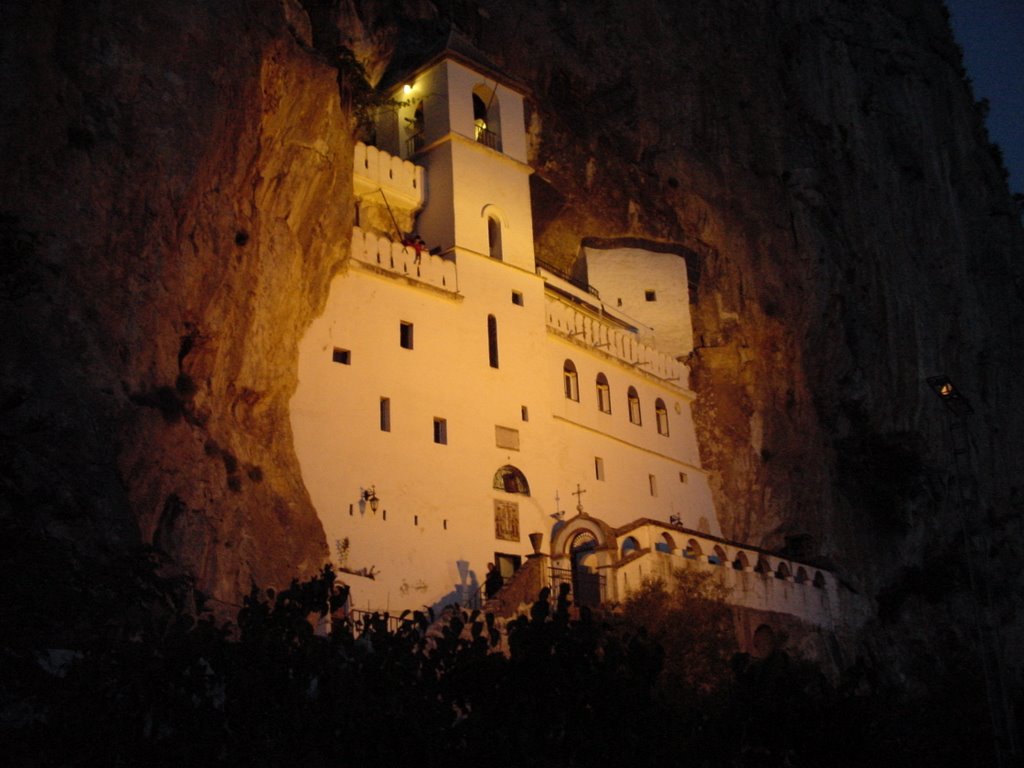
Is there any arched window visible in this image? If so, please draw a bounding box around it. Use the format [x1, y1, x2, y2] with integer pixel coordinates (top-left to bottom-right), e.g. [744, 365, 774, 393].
[493, 465, 530, 495]
[655, 533, 675, 553]
[596, 373, 611, 413]
[795, 566, 809, 584]
[755, 555, 772, 575]
[627, 386, 642, 425]
[813, 571, 826, 589]
[733, 551, 749, 571]
[487, 215, 503, 260]
[487, 314, 499, 368]
[655, 398, 669, 436]
[472, 87, 501, 150]
[711, 545, 727, 565]
[775, 562, 791, 580]
[563, 360, 579, 401]
[685, 539, 703, 559]
[621, 536, 640, 557]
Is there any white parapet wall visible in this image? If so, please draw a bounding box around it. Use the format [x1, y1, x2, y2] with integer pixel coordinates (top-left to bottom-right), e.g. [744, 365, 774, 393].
[545, 296, 688, 388]
[350, 226, 457, 293]
[353, 141, 425, 211]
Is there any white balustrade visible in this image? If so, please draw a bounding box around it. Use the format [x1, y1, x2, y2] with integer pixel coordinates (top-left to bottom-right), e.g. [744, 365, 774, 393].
[353, 141, 425, 211]
[351, 227, 456, 293]
[545, 296, 685, 386]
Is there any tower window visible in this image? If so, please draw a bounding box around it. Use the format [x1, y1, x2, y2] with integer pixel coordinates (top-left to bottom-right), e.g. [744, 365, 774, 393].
[655, 398, 669, 436]
[487, 215, 503, 260]
[627, 386, 642, 425]
[379, 397, 391, 432]
[472, 89, 501, 150]
[332, 348, 351, 365]
[521, 405, 529, 421]
[563, 360, 579, 401]
[649, 474, 658, 497]
[511, 290, 523, 306]
[400, 321, 414, 349]
[433, 417, 447, 445]
[487, 314, 499, 368]
[645, 290, 657, 302]
[596, 373, 611, 414]
[595, 457, 605, 481]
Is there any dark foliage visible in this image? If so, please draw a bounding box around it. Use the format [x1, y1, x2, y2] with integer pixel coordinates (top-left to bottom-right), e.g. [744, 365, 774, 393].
[1, 557, 1012, 767]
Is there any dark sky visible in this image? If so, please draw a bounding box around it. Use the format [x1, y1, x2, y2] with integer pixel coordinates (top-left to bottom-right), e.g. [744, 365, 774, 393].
[946, 0, 1024, 194]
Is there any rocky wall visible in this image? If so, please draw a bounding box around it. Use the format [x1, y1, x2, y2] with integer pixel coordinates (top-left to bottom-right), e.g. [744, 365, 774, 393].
[1, 0, 355, 615]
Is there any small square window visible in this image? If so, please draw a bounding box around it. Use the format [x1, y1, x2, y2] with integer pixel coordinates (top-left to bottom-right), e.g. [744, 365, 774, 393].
[332, 348, 351, 364]
[645, 290, 657, 302]
[678, 471, 688, 484]
[595, 457, 605, 481]
[433, 417, 447, 445]
[400, 321, 414, 349]
[512, 290, 524, 306]
[521, 405, 529, 422]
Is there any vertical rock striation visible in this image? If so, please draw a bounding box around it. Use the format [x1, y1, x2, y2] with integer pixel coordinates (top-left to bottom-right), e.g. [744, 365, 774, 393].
[1, 0, 354, 614]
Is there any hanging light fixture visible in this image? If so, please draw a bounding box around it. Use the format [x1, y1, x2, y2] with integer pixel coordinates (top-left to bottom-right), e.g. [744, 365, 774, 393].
[361, 486, 380, 512]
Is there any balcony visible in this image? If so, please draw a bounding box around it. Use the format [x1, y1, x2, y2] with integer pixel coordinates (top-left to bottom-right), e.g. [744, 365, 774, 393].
[474, 124, 500, 151]
[353, 142, 425, 212]
[545, 296, 686, 387]
[350, 227, 457, 294]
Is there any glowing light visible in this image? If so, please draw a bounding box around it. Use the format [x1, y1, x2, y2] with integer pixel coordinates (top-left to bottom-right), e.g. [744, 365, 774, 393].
[403, 83, 413, 95]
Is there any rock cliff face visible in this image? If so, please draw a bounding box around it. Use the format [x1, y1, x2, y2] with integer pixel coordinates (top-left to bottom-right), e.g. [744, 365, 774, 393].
[1, 0, 350, 613]
[3, 0, 1022, 686]
[373, 0, 1024, 676]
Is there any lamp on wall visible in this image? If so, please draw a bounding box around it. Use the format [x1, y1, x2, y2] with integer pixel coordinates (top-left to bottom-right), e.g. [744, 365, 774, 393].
[926, 375, 974, 416]
[361, 486, 380, 513]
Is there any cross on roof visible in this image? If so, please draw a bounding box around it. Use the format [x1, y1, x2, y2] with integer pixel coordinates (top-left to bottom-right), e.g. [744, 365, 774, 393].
[572, 483, 587, 515]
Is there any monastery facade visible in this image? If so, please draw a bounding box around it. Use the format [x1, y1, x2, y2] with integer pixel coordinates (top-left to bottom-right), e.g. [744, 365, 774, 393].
[290, 41, 842, 641]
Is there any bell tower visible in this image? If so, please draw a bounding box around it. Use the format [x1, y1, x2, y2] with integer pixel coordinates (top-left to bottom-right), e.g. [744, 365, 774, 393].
[375, 35, 536, 273]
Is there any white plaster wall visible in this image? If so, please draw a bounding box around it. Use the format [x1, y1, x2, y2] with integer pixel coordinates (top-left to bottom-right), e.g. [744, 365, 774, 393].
[449, 138, 535, 271]
[445, 60, 528, 164]
[584, 246, 694, 360]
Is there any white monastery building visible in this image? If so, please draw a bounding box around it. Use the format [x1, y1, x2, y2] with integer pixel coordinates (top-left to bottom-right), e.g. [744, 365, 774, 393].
[290, 37, 842, 641]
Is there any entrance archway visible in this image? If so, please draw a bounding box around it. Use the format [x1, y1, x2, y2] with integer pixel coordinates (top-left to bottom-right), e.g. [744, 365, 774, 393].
[569, 530, 602, 607]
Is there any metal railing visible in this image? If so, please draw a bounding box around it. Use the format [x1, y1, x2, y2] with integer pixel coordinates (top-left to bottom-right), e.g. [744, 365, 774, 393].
[537, 258, 600, 298]
[405, 131, 425, 157]
[475, 125, 499, 150]
[549, 567, 605, 608]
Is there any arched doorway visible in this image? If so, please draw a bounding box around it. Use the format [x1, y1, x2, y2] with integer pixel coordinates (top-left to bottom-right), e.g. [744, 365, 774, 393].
[569, 530, 602, 607]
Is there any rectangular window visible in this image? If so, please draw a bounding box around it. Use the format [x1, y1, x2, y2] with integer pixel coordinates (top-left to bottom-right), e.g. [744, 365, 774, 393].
[400, 321, 414, 349]
[433, 417, 447, 445]
[379, 397, 391, 432]
[597, 383, 611, 414]
[511, 290, 524, 306]
[649, 474, 658, 497]
[332, 348, 351, 364]
[487, 315, 499, 368]
[645, 290, 657, 302]
[595, 457, 605, 481]
[521, 405, 529, 422]
[678, 471, 688, 484]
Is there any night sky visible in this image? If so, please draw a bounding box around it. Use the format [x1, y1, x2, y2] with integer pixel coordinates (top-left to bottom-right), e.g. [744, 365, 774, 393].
[946, 0, 1024, 194]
